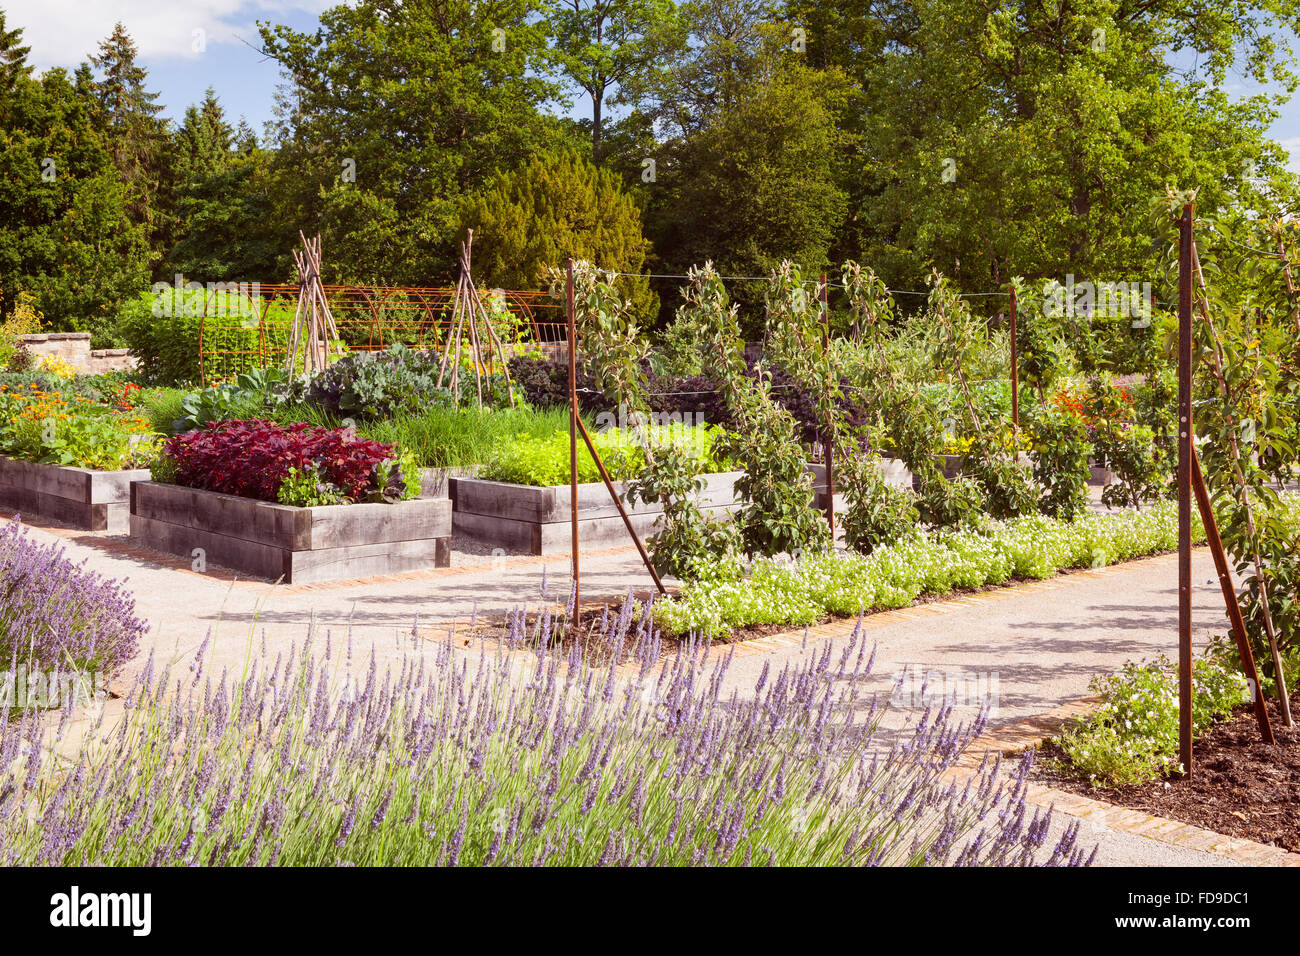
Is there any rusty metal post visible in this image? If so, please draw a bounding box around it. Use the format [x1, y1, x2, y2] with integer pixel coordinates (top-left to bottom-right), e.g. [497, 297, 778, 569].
[574, 416, 667, 595]
[1191, 446, 1275, 743]
[1009, 286, 1019, 434]
[567, 259, 580, 614]
[820, 273, 835, 536]
[1177, 202, 1195, 778]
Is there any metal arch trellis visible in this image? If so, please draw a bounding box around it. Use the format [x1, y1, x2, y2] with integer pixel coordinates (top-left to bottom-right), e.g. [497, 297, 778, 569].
[197, 282, 569, 385]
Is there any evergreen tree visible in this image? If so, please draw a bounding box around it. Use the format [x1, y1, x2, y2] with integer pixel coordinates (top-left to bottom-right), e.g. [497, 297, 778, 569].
[459, 150, 655, 316]
[0, 26, 150, 340]
[88, 22, 168, 250]
[174, 88, 234, 180]
[0, 10, 32, 108]
[164, 90, 285, 282]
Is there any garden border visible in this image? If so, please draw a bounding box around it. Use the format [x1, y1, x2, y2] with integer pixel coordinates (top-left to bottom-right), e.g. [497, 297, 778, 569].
[946, 699, 1300, 867]
[0, 457, 148, 533]
[449, 470, 745, 555]
[129, 481, 452, 584]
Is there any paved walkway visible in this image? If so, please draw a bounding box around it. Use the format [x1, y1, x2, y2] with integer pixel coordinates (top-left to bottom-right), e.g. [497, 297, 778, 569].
[9, 513, 1283, 866]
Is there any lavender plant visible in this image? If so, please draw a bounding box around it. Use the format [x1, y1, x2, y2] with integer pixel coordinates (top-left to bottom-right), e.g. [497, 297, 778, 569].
[0, 606, 1092, 867]
[0, 520, 145, 681]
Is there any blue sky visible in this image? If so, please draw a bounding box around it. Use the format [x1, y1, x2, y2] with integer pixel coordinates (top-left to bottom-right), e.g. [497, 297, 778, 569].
[6, 0, 1299, 168]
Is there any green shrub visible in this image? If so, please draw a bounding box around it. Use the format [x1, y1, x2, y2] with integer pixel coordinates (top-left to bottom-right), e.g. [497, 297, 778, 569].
[0, 291, 42, 370]
[174, 369, 288, 433]
[277, 464, 353, 507]
[626, 440, 741, 579]
[840, 459, 920, 555]
[303, 344, 456, 420]
[1025, 403, 1092, 520]
[117, 288, 294, 386]
[1054, 656, 1248, 786]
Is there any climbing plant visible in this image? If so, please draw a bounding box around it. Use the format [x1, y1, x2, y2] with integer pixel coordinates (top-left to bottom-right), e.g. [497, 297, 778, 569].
[928, 271, 1039, 520]
[550, 261, 734, 578]
[839, 260, 984, 536]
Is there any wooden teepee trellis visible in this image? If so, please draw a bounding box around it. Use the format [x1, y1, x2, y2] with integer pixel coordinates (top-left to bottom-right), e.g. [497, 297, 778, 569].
[438, 228, 516, 407]
[286, 231, 341, 376]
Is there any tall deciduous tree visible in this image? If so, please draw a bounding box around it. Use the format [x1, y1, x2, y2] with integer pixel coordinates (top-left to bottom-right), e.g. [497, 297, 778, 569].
[546, 0, 685, 161]
[259, 0, 574, 284]
[643, 44, 849, 331]
[786, 0, 1300, 293]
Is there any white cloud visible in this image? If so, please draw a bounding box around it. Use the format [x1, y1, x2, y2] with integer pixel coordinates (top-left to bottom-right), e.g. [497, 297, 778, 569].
[4, 0, 334, 67]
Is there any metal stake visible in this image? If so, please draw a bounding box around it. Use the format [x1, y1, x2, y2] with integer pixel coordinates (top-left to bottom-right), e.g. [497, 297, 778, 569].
[1191, 446, 1275, 743]
[1009, 286, 1019, 434]
[1177, 202, 1195, 778]
[567, 259, 580, 614]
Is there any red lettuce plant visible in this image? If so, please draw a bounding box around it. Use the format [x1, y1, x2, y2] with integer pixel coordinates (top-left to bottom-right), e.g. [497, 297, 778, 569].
[162, 419, 401, 503]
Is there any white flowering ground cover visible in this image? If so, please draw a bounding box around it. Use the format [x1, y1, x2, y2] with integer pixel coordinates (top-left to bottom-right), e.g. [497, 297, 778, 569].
[654, 500, 1245, 639]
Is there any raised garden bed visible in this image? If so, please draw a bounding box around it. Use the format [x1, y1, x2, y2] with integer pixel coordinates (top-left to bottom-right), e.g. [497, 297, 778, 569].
[1087, 457, 1117, 486]
[450, 470, 744, 555]
[910, 453, 1032, 488]
[0, 456, 149, 533]
[130, 481, 451, 583]
[806, 458, 912, 511]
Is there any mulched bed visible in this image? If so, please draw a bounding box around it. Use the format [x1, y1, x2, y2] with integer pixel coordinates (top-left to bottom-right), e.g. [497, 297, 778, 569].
[461, 579, 1017, 661]
[460, 549, 1181, 659]
[1037, 689, 1300, 852]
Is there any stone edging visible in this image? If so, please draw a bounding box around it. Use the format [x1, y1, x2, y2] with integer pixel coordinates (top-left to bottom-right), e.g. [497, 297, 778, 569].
[944, 697, 1300, 867]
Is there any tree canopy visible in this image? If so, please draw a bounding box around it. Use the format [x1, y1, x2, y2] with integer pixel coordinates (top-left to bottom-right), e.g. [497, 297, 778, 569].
[0, 0, 1296, 343]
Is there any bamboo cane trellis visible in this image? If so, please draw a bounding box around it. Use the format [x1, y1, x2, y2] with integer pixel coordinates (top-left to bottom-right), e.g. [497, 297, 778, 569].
[196, 280, 568, 385]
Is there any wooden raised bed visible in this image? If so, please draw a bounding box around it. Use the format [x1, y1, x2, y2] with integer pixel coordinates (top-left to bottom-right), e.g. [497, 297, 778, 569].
[805, 458, 913, 511]
[450, 470, 744, 555]
[130, 482, 452, 583]
[0, 456, 148, 532]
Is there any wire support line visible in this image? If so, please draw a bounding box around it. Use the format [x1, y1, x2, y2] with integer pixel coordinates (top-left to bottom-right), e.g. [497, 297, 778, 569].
[600, 270, 1012, 298]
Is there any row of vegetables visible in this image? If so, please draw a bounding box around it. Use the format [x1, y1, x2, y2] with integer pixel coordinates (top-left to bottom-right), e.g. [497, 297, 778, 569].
[0, 345, 1158, 514]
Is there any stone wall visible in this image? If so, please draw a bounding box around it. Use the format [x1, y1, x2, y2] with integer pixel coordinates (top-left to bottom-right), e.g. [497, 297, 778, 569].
[17, 333, 136, 374]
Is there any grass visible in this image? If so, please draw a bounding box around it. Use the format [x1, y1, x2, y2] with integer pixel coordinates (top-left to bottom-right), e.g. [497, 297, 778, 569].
[139, 387, 187, 435]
